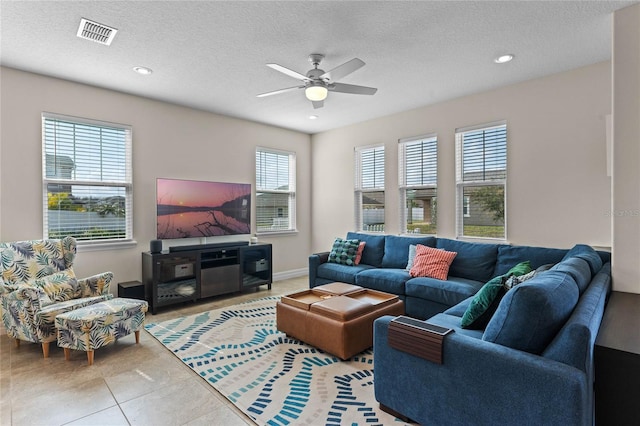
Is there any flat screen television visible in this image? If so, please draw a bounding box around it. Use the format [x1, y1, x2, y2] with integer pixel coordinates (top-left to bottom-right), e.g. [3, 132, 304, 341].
[156, 178, 251, 240]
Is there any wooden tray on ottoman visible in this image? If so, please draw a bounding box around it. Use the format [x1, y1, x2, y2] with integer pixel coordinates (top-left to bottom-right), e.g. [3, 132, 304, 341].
[276, 286, 404, 359]
[280, 289, 336, 311]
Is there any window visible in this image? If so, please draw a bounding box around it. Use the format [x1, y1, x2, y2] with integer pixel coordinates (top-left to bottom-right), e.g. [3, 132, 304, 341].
[355, 145, 385, 232]
[42, 113, 132, 244]
[255, 148, 296, 233]
[399, 135, 437, 234]
[455, 122, 507, 239]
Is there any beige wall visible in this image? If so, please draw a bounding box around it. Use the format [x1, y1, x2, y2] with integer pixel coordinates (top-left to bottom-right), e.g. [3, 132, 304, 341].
[311, 61, 613, 254]
[0, 67, 311, 286]
[612, 3, 640, 293]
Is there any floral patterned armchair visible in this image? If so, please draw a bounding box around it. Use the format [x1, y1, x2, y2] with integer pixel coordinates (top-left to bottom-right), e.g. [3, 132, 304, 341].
[0, 237, 113, 357]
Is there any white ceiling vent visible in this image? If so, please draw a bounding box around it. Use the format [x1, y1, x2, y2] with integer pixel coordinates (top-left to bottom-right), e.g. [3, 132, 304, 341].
[76, 18, 118, 46]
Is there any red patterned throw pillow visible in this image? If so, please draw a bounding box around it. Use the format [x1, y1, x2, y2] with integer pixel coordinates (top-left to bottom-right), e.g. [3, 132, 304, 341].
[409, 244, 457, 280]
[354, 242, 366, 265]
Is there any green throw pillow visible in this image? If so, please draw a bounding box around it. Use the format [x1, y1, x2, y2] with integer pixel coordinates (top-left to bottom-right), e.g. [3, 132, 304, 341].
[460, 261, 532, 329]
[328, 238, 361, 266]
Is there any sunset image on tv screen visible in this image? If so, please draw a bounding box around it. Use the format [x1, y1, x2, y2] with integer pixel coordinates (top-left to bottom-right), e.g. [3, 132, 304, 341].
[156, 178, 251, 239]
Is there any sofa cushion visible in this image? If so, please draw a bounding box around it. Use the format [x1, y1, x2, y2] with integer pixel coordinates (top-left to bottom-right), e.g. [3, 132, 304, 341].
[436, 238, 499, 282]
[427, 312, 485, 339]
[493, 244, 568, 277]
[317, 262, 375, 285]
[444, 297, 473, 317]
[562, 244, 603, 276]
[410, 245, 457, 280]
[381, 235, 436, 269]
[406, 276, 484, 307]
[355, 268, 410, 295]
[460, 261, 532, 330]
[551, 257, 592, 295]
[346, 232, 386, 267]
[328, 237, 361, 266]
[482, 270, 579, 354]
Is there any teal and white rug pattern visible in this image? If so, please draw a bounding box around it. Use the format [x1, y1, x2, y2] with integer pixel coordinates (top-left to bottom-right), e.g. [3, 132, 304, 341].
[145, 296, 409, 426]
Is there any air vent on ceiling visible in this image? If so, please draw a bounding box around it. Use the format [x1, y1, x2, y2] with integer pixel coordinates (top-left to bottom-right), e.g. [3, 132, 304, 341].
[76, 18, 118, 46]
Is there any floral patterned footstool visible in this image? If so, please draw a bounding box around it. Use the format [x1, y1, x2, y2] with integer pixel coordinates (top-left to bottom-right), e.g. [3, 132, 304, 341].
[55, 297, 148, 365]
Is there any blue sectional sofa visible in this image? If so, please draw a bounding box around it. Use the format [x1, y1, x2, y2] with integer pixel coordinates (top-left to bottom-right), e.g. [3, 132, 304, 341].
[309, 232, 611, 425]
[309, 232, 607, 319]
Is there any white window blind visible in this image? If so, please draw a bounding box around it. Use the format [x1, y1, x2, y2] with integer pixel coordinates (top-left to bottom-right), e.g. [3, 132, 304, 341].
[255, 148, 296, 233]
[399, 135, 437, 234]
[42, 113, 133, 243]
[355, 145, 385, 232]
[455, 122, 507, 239]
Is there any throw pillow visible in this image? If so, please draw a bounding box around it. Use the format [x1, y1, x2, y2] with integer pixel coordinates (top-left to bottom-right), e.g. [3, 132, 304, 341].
[328, 238, 361, 266]
[354, 242, 366, 265]
[409, 245, 457, 280]
[504, 269, 537, 290]
[460, 261, 532, 329]
[405, 244, 417, 271]
[28, 267, 79, 303]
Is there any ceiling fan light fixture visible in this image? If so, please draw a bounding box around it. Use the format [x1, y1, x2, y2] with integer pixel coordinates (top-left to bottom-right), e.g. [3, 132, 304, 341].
[305, 84, 328, 101]
[133, 66, 153, 75]
[494, 54, 514, 64]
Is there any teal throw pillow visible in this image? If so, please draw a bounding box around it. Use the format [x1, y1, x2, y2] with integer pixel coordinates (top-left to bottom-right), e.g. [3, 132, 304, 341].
[328, 238, 361, 266]
[460, 261, 532, 329]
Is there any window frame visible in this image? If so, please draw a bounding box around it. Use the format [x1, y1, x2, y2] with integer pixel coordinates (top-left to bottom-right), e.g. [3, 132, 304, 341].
[42, 113, 134, 249]
[455, 121, 507, 241]
[398, 134, 438, 235]
[354, 144, 385, 232]
[255, 147, 297, 235]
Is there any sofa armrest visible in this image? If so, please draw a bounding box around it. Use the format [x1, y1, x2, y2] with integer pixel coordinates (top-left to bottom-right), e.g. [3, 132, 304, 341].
[308, 251, 330, 288]
[77, 272, 114, 297]
[374, 316, 589, 425]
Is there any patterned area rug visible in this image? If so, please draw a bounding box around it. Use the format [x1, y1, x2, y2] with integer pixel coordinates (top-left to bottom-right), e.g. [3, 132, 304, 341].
[145, 296, 409, 426]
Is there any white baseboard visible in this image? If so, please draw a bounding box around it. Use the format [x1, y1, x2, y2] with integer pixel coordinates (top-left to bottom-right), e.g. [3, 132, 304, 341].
[273, 268, 307, 282]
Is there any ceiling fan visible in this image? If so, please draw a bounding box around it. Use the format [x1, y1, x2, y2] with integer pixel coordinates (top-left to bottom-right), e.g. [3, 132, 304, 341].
[257, 54, 377, 109]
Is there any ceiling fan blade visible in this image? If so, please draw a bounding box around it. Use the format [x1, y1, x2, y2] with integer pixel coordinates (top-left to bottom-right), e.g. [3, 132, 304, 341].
[266, 63, 309, 81]
[312, 100, 324, 109]
[329, 82, 377, 95]
[256, 86, 303, 98]
[320, 58, 365, 81]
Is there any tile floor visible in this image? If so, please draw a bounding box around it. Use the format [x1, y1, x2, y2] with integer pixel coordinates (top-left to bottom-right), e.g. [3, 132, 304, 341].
[0, 276, 308, 426]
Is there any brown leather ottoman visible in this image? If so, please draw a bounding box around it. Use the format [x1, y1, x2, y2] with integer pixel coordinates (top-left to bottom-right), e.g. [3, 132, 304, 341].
[276, 283, 404, 359]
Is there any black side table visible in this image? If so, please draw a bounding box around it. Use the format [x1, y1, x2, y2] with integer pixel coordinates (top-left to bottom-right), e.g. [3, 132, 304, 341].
[595, 291, 640, 425]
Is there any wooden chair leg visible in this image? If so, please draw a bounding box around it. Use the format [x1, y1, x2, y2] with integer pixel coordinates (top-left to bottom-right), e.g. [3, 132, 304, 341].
[87, 350, 94, 366]
[41, 342, 50, 358]
[135, 330, 140, 344]
[64, 348, 71, 361]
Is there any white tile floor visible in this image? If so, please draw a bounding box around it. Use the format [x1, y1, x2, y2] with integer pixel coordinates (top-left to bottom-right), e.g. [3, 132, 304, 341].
[0, 276, 308, 426]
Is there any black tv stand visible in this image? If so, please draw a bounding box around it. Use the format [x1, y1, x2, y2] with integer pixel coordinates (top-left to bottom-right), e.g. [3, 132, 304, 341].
[169, 241, 249, 252]
[142, 242, 272, 314]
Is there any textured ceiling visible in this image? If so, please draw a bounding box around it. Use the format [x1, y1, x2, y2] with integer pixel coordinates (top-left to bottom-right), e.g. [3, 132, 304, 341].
[0, 1, 636, 134]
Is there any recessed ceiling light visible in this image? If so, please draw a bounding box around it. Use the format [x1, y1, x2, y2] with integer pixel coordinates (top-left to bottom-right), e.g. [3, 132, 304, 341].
[133, 66, 153, 75]
[309, 115, 318, 120]
[494, 54, 514, 64]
